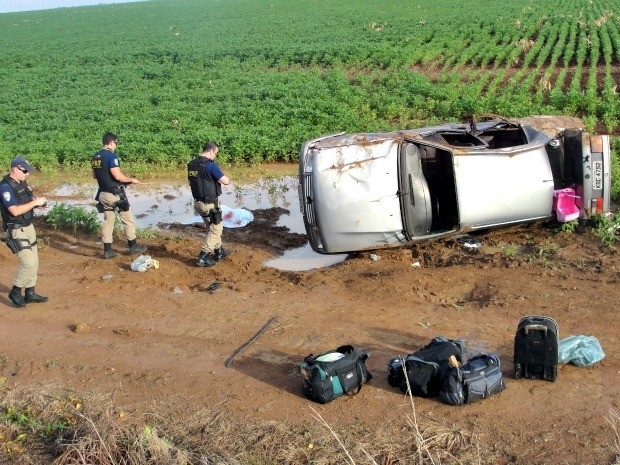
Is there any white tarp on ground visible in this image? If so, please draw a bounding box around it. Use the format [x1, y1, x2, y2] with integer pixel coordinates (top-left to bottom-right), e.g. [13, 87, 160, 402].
[184, 204, 254, 228]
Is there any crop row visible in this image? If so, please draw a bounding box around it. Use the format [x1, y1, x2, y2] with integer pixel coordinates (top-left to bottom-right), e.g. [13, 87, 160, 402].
[0, 0, 618, 167]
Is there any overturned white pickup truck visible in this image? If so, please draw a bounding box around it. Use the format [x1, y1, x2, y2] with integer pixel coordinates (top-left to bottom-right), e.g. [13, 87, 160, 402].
[298, 115, 611, 254]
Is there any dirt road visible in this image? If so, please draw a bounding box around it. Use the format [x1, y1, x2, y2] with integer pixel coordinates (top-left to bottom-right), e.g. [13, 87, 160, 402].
[0, 186, 618, 464]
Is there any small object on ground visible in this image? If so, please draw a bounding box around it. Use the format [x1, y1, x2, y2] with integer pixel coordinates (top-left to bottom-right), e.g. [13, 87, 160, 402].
[209, 282, 219, 291]
[130, 255, 159, 272]
[225, 316, 278, 367]
[458, 235, 481, 249]
[558, 335, 605, 366]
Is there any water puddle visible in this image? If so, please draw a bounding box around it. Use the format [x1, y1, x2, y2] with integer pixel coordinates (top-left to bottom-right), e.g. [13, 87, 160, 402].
[49, 176, 347, 271]
[264, 244, 347, 271]
[456, 235, 528, 257]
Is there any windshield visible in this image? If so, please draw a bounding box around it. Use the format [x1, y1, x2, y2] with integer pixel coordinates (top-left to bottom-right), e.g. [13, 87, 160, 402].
[398, 143, 432, 238]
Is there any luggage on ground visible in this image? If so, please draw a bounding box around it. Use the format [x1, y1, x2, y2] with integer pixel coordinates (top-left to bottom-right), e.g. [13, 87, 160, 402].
[438, 353, 506, 405]
[299, 345, 372, 404]
[388, 336, 464, 397]
[513, 315, 558, 381]
[558, 335, 605, 366]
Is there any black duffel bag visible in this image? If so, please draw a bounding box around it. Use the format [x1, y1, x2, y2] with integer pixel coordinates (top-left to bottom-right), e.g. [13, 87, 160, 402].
[299, 345, 372, 404]
[388, 336, 464, 398]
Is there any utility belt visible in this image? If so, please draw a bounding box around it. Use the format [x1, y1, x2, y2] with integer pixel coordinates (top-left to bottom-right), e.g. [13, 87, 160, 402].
[95, 187, 130, 213]
[1, 223, 35, 254]
[195, 196, 218, 205]
[2, 222, 31, 232]
[98, 185, 124, 195]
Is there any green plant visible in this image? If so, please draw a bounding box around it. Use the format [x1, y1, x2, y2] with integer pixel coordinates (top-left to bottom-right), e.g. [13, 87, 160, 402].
[589, 213, 620, 249]
[1, 0, 619, 166]
[558, 220, 579, 233]
[539, 241, 558, 257]
[503, 244, 520, 257]
[136, 227, 159, 239]
[0, 406, 38, 430]
[610, 139, 620, 202]
[46, 203, 101, 235]
[39, 417, 73, 441]
[527, 241, 559, 267]
[1, 402, 73, 449]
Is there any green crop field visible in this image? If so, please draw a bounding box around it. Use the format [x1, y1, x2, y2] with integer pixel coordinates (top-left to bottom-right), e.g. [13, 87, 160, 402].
[0, 0, 619, 169]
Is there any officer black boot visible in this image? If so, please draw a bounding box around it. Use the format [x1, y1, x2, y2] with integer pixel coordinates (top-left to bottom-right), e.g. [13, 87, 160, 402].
[196, 251, 216, 267]
[213, 247, 231, 262]
[25, 287, 48, 304]
[8, 286, 26, 308]
[103, 243, 117, 259]
[127, 239, 147, 255]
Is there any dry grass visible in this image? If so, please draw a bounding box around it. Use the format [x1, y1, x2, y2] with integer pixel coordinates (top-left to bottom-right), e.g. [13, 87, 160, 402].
[2, 385, 616, 465]
[0, 380, 620, 465]
[606, 407, 620, 465]
[0, 385, 485, 465]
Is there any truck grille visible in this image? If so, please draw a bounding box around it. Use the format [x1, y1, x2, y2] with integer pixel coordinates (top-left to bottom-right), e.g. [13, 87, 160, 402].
[300, 174, 316, 226]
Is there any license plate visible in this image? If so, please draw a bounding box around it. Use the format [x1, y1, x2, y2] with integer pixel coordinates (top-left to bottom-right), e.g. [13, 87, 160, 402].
[593, 160, 603, 190]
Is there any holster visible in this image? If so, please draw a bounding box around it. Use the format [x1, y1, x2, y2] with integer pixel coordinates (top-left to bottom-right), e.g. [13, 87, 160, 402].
[95, 186, 129, 212]
[2, 226, 24, 254]
[114, 194, 130, 212]
[209, 208, 222, 225]
[115, 185, 130, 212]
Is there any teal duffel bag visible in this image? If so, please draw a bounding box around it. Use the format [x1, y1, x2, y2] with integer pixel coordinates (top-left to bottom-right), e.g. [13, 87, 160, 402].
[299, 345, 372, 404]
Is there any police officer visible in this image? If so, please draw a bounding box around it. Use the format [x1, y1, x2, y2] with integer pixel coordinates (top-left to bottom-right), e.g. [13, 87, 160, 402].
[92, 133, 147, 259]
[0, 158, 48, 307]
[188, 142, 231, 267]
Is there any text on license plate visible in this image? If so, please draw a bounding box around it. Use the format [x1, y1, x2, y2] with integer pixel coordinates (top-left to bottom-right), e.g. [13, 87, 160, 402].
[593, 161, 603, 190]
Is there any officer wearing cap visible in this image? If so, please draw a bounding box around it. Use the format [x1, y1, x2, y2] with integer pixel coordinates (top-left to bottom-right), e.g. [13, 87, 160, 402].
[92, 132, 147, 259]
[187, 142, 231, 267]
[0, 157, 48, 307]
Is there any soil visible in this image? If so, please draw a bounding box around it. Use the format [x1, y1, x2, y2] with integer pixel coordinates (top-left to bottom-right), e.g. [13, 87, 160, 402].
[1, 173, 619, 465]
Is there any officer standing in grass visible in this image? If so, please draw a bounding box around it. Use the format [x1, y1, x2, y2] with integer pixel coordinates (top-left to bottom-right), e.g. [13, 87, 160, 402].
[188, 141, 231, 267]
[92, 132, 147, 259]
[0, 158, 48, 307]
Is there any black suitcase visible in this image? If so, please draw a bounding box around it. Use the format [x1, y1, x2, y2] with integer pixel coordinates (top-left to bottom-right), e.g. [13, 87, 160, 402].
[513, 315, 558, 381]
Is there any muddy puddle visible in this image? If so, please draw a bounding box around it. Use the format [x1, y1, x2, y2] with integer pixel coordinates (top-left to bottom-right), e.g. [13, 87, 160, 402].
[48, 176, 346, 271]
